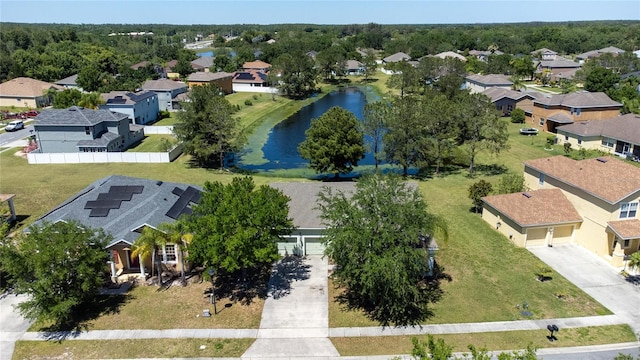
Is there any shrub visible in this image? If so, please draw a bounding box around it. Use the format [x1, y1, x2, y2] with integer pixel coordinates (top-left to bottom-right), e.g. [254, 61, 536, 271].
[510, 108, 525, 123]
[244, 99, 253, 106]
[535, 265, 553, 281]
[546, 135, 556, 148]
[563, 142, 572, 154]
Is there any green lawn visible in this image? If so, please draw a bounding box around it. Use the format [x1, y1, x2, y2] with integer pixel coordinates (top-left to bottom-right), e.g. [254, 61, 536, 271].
[331, 325, 637, 356]
[13, 338, 254, 360]
[153, 111, 181, 126]
[126, 135, 175, 152]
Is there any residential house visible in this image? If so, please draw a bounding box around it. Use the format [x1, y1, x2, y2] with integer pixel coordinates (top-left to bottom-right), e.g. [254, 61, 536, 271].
[465, 74, 513, 94]
[186, 71, 233, 94]
[481, 88, 542, 116]
[529, 92, 622, 133]
[433, 51, 467, 62]
[468, 50, 504, 62]
[55, 74, 82, 91]
[306, 50, 318, 59]
[190, 56, 214, 72]
[483, 156, 640, 268]
[99, 90, 159, 125]
[555, 113, 640, 159]
[141, 79, 188, 111]
[164, 60, 180, 79]
[32, 175, 202, 282]
[381, 52, 411, 74]
[345, 60, 364, 75]
[535, 56, 581, 83]
[232, 70, 272, 92]
[33, 106, 143, 153]
[242, 60, 271, 72]
[531, 48, 558, 61]
[0, 77, 62, 108]
[576, 46, 626, 64]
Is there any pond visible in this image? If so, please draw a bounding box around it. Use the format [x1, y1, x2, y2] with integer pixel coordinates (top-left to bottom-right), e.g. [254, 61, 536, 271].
[236, 87, 378, 171]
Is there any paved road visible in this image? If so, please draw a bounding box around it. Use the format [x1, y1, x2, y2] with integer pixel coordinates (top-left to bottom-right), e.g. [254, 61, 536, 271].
[0, 124, 34, 147]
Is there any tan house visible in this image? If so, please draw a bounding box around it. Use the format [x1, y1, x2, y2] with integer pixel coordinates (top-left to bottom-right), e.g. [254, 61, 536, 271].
[482, 156, 640, 268]
[0, 77, 62, 108]
[186, 71, 233, 94]
[555, 113, 640, 160]
[529, 92, 622, 133]
[535, 56, 581, 83]
[242, 60, 271, 72]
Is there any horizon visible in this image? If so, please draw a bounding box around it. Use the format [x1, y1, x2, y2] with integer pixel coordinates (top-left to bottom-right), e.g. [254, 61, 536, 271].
[1, 1, 639, 26]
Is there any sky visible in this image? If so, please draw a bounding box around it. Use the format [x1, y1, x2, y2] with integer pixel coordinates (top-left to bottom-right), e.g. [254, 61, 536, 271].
[1, 0, 638, 25]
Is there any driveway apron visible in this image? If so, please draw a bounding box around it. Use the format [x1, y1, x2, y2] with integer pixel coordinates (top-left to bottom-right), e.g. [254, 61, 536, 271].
[242, 255, 339, 358]
[0, 293, 32, 360]
[528, 244, 640, 336]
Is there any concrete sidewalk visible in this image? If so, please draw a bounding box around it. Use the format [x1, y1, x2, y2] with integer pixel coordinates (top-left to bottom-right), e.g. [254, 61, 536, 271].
[0, 293, 32, 360]
[529, 244, 640, 336]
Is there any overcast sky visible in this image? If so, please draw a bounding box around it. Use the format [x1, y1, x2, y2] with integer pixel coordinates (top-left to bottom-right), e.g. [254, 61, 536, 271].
[1, 0, 638, 25]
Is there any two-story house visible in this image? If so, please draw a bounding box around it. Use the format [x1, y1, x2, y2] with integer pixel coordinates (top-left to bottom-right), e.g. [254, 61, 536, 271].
[482, 156, 640, 268]
[100, 90, 159, 125]
[465, 74, 513, 94]
[242, 60, 271, 72]
[530, 92, 622, 133]
[186, 71, 233, 94]
[141, 79, 188, 111]
[34, 106, 143, 153]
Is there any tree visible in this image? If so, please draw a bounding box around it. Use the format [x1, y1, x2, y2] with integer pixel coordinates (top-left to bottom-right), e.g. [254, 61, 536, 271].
[468, 180, 493, 213]
[273, 52, 317, 99]
[386, 61, 419, 98]
[457, 93, 510, 174]
[628, 251, 640, 274]
[173, 83, 243, 168]
[52, 88, 82, 108]
[384, 95, 424, 176]
[584, 66, 620, 93]
[184, 177, 294, 280]
[510, 108, 525, 123]
[422, 92, 458, 174]
[509, 75, 526, 91]
[497, 172, 527, 194]
[298, 106, 365, 178]
[362, 101, 389, 171]
[76, 62, 106, 92]
[318, 174, 448, 326]
[78, 92, 105, 109]
[511, 55, 536, 80]
[131, 225, 168, 285]
[361, 49, 378, 80]
[0, 221, 110, 328]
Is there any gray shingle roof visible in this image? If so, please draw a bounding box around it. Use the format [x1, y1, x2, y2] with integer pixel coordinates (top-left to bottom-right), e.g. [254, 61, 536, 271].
[101, 90, 156, 105]
[467, 74, 513, 86]
[35, 106, 129, 126]
[33, 176, 202, 247]
[191, 56, 214, 69]
[538, 57, 581, 69]
[76, 132, 120, 147]
[481, 87, 542, 102]
[383, 52, 410, 63]
[534, 92, 622, 108]
[55, 74, 79, 86]
[141, 79, 187, 92]
[558, 114, 640, 145]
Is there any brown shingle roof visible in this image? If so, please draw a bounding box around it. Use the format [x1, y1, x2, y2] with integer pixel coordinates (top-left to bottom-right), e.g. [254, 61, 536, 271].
[482, 189, 582, 227]
[187, 71, 233, 82]
[556, 114, 640, 143]
[467, 74, 512, 86]
[383, 52, 410, 63]
[607, 219, 640, 240]
[243, 60, 271, 70]
[534, 92, 622, 109]
[141, 79, 188, 91]
[525, 156, 640, 204]
[0, 77, 62, 98]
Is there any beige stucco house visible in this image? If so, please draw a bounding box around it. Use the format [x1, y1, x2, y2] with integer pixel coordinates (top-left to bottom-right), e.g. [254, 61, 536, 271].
[482, 156, 640, 268]
[0, 77, 62, 108]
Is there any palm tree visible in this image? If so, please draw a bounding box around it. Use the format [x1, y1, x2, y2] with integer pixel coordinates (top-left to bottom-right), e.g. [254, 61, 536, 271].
[131, 226, 168, 286]
[509, 75, 526, 91]
[628, 252, 640, 275]
[158, 222, 192, 284]
[78, 92, 105, 109]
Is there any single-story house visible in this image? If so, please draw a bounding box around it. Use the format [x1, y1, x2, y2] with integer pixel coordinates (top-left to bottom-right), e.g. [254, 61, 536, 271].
[99, 90, 159, 125]
[0, 77, 62, 108]
[576, 46, 626, 64]
[555, 113, 640, 159]
[535, 56, 581, 83]
[32, 175, 202, 282]
[55, 74, 82, 91]
[345, 60, 364, 75]
[465, 74, 513, 94]
[34, 106, 143, 153]
[481, 88, 542, 116]
[482, 156, 640, 268]
[468, 50, 504, 62]
[141, 79, 188, 111]
[232, 70, 272, 92]
[191, 56, 214, 71]
[433, 51, 467, 62]
[243, 60, 271, 72]
[186, 71, 233, 94]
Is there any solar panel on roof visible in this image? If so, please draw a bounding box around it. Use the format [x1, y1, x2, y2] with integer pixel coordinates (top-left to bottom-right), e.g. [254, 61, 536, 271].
[110, 186, 129, 193]
[172, 187, 184, 196]
[85, 199, 123, 209]
[236, 73, 255, 80]
[126, 185, 144, 194]
[98, 192, 133, 201]
[89, 208, 111, 217]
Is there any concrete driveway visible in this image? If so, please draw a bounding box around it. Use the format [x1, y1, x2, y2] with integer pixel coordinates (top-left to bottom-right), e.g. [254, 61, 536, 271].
[0, 292, 32, 360]
[528, 244, 640, 337]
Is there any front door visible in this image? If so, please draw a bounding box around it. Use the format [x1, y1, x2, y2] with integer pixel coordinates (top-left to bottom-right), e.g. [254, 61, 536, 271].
[129, 252, 140, 268]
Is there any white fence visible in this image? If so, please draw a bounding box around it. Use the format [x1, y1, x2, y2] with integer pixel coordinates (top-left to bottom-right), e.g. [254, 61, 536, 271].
[232, 85, 278, 94]
[143, 126, 174, 135]
[27, 144, 183, 164]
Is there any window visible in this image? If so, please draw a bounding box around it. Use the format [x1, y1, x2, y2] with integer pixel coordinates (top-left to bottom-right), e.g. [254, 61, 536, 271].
[576, 108, 581, 116]
[601, 138, 615, 148]
[620, 202, 638, 219]
[577, 139, 582, 145]
[507, 105, 513, 111]
[623, 239, 630, 248]
[570, 107, 574, 115]
[539, 118, 545, 126]
[85, 127, 90, 135]
[539, 173, 545, 186]
[565, 135, 569, 141]
[157, 244, 177, 263]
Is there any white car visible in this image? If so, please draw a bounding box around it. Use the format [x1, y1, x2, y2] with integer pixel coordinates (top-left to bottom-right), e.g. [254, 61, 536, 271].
[5, 120, 24, 132]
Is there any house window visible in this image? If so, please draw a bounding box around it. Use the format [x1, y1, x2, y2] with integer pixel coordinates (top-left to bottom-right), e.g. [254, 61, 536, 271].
[565, 135, 569, 141]
[157, 244, 177, 263]
[577, 139, 582, 145]
[539, 118, 545, 126]
[601, 138, 615, 148]
[570, 107, 574, 115]
[539, 173, 545, 186]
[85, 127, 90, 135]
[576, 108, 581, 116]
[623, 239, 630, 248]
[619, 202, 638, 219]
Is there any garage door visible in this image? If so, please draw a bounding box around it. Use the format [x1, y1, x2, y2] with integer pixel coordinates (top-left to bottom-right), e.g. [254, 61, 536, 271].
[526, 228, 547, 247]
[304, 237, 325, 255]
[552, 226, 573, 244]
[278, 237, 300, 256]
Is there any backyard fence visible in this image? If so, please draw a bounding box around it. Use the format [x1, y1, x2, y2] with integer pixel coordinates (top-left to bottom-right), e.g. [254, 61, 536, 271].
[27, 144, 183, 164]
[143, 125, 174, 135]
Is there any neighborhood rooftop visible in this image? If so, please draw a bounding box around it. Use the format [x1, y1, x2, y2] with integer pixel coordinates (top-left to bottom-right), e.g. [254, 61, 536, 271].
[141, 78, 187, 91]
[467, 74, 513, 86]
[35, 106, 129, 126]
[482, 189, 582, 227]
[187, 71, 233, 82]
[524, 156, 640, 204]
[0, 77, 62, 97]
[534, 92, 623, 108]
[557, 114, 640, 143]
[607, 219, 640, 240]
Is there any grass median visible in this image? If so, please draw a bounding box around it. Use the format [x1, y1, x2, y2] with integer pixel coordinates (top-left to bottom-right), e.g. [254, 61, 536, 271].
[330, 325, 637, 356]
[13, 338, 254, 360]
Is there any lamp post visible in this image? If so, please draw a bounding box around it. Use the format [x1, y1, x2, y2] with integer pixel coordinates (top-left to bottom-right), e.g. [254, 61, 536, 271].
[208, 268, 217, 315]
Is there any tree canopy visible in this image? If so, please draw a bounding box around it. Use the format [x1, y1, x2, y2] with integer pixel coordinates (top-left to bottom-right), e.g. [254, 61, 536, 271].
[173, 83, 244, 168]
[0, 221, 110, 328]
[298, 106, 365, 178]
[317, 174, 448, 326]
[183, 177, 294, 279]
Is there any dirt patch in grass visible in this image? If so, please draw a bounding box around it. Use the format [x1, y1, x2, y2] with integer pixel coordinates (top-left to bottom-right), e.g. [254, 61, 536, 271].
[331, 325, 637, 356]
[13, 338, 254, 359]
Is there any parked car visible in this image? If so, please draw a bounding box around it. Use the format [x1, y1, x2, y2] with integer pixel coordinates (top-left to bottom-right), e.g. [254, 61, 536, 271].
[23, 110, 39, 118]
[5, 120, 24, 132]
